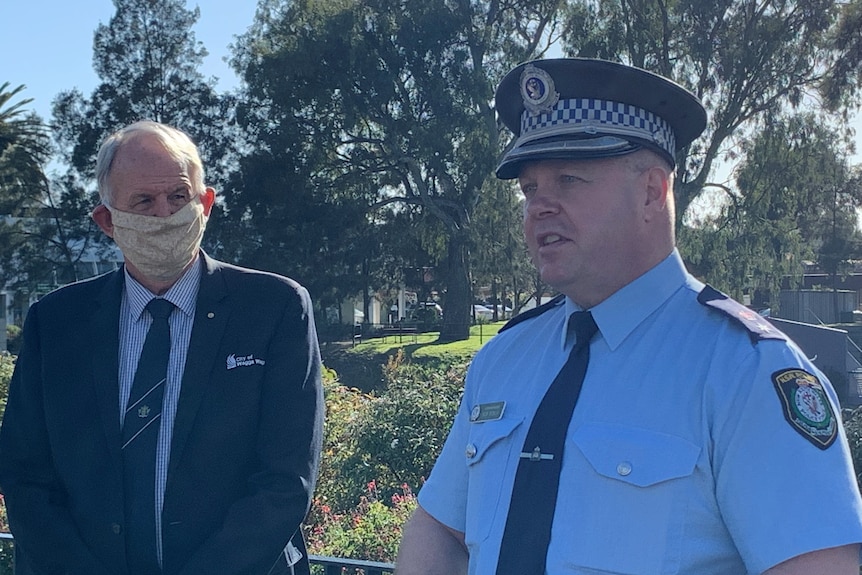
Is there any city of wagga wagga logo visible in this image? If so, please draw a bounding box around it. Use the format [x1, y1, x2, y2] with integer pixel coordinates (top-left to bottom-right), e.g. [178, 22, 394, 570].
[226, 353, 266, 370]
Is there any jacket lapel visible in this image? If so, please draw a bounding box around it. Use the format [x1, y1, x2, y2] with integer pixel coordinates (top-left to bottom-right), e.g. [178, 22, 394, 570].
[90, 269, 125, 471]
[167, 254, 230, 476]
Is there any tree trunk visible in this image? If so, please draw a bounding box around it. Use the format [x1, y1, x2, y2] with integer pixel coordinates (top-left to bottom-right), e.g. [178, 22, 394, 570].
[439, 232, 471, 342]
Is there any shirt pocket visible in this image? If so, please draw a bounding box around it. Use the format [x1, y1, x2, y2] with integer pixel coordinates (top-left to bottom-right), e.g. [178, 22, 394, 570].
[464, 416, 523, 545]
[560, 422, 701, 575]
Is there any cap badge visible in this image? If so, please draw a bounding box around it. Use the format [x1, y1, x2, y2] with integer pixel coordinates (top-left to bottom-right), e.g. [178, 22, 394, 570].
[520, 64, 559, 116]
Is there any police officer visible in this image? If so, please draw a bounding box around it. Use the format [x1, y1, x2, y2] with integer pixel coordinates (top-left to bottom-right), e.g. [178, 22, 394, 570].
[395, 58, 862, 575]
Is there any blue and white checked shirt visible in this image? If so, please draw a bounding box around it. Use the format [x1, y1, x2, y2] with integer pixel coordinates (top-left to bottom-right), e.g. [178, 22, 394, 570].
[118, 257, 201, 565]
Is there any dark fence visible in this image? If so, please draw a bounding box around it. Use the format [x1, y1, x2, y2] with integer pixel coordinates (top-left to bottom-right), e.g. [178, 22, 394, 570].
[0, 533, 394, 575]
[309, 554, 395, 574]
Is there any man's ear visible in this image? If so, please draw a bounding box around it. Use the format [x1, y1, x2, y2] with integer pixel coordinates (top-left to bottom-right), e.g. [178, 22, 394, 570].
[92, 204, 114, 238]
[643, 165, 671, 217]
[201, 187, 216, 217]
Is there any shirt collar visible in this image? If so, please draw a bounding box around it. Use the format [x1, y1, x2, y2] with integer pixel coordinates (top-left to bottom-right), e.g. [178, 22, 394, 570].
[563, 249, 693, 351]
[124, 254, 202, 321]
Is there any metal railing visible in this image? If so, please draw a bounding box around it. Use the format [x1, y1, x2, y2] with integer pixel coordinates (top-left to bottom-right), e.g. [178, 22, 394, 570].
[309, 554, 394, 574]
[0, 533, 395, 575]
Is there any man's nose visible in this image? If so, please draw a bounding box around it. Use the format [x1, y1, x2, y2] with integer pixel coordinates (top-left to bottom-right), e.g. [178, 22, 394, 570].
[152, 196, 175, 217]
[526, 187, 559, 218]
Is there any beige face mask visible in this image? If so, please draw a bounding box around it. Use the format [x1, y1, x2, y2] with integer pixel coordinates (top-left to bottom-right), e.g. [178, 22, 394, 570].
[107, 199, 207, 283]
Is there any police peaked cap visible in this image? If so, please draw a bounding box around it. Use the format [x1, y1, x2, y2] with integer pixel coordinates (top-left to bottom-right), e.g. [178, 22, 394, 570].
[495, 58, 707, 179]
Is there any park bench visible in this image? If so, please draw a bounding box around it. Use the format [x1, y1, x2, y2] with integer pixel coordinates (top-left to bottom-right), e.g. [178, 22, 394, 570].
[380, 323, 418, 343]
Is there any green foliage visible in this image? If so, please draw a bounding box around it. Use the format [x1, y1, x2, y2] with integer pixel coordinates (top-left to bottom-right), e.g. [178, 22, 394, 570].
[4, 326, 20, 355]
[822, 0, 862, 108]
[316, 368, 374, 512]
[843, 406, 862, 492]
[230, 0, 565, 341]
[0, 353, 14, 572]
[0, 352, 14, 423]
[318, 351, 464, 513]
[561, 0, 855, 229]
[681, 113, 862, 306]
[0, 83, 65, 294]
[0, 83, 48, 206]
[351, 352, 464, 498]
[52, 0, 232, 177]
[471, 178, 535, 316]
[0, 83, 99, 292]
[0, 540, 10, 575]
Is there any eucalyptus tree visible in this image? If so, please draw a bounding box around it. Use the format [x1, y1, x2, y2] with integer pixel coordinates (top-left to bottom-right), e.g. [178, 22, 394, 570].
[471, 178, 534, 318]
[51, 0, 235, 218]
[822, 0, 862, 110]
[231, 0, 564, 341]
[561, 0, 860, 233]
[816, 173, 862, 322]
[684, 113, 861, 309]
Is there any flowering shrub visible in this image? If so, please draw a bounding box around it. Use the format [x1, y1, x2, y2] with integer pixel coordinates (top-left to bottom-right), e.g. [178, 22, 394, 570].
[304, 352, 464, 568]
[0, 353, 13, 536]
[0, 496, 7, 533]
[305, 481, 417, 567]
[315, 352, 464, 515]
[0, 353, 14, 572]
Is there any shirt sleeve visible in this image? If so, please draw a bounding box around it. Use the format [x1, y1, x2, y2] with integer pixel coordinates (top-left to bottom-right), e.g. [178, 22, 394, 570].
[417, 391, 472, 533]
[708, 339, 862, 574]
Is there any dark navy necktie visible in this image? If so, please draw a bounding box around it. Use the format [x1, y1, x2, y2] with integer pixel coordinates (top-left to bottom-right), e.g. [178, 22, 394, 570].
[123, 297, 173, 575]
[496, 311, 599, 575]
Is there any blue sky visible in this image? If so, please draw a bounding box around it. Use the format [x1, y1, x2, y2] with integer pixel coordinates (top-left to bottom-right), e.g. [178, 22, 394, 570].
[0, 0, 258, 119]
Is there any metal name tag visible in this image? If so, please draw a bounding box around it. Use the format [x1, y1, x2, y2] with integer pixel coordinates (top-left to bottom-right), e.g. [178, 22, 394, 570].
[469, 401, 506, 423]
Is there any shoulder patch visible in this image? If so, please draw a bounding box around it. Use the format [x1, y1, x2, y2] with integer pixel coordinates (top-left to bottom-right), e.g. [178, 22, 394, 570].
[697, 285, 787, 343]
[499, 294, 565, 333]
[772, 368, 837, 450]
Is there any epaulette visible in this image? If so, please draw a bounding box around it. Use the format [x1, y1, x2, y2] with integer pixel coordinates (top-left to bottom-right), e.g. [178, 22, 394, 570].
[697, 284, 787, 344]
[499, 294, 565, 333]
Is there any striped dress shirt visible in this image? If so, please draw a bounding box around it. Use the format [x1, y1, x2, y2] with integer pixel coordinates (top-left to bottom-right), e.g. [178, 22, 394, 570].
[118, 257, 201, 566]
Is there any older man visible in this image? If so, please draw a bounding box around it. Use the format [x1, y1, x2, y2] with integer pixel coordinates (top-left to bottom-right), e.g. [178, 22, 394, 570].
[0, 121, 323, 575]
[396, 59, 862, 575]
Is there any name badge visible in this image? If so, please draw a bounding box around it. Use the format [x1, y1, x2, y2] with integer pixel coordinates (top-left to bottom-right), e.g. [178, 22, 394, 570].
[470, 401, 506, 423]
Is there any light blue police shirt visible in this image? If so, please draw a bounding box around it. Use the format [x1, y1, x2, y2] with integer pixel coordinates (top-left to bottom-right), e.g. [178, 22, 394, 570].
[418, 249, 862, 575]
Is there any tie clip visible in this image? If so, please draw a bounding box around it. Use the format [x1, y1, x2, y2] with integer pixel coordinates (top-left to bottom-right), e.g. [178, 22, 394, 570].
[520, 447, 554, 461]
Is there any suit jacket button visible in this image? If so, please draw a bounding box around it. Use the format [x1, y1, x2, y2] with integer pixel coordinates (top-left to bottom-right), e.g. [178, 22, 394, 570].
[111, 523, 122, 535]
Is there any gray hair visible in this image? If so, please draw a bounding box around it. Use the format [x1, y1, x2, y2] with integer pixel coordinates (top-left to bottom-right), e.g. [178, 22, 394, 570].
[95, 120, 206, 207]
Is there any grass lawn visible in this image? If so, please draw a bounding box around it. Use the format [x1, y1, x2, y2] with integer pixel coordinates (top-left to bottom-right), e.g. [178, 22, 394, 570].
[349, 321, 506, 361]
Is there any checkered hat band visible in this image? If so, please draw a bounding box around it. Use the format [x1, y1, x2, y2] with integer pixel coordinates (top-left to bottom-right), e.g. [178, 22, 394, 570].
[520, 98, 676, 157]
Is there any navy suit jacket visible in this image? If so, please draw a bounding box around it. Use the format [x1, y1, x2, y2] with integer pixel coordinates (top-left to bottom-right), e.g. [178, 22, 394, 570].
[0, 254, 324, 575]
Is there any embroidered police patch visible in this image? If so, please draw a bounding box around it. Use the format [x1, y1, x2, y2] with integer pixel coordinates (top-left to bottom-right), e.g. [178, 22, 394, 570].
[772, 369, 837, 450]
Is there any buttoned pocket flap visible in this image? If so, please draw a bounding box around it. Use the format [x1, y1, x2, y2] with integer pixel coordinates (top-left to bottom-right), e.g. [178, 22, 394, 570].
[573, 422, 700, 487]
[465, 416, 523, 466]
